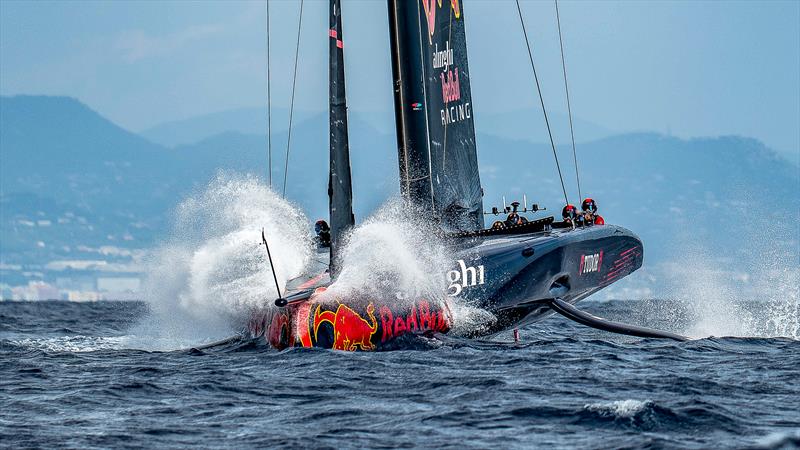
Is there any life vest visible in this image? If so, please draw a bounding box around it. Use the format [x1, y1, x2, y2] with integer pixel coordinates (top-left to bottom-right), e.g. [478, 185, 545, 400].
[594, 215, 605, 225]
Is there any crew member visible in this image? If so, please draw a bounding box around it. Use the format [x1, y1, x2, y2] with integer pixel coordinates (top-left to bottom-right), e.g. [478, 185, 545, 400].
[562, 204, 578, 225]
[314, 219, 331, 247]
[504, 201, 528, 227]
[491, 220, 505, 230]
[581, 198, 605, 225]
[505, 211, 522, 227]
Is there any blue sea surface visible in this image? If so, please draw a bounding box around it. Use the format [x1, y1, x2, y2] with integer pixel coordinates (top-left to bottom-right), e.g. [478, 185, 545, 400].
[1, 300, 798, 449]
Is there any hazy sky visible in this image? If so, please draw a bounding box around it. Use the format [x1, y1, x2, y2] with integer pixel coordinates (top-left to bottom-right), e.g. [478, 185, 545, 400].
[1, 0, 798, 155]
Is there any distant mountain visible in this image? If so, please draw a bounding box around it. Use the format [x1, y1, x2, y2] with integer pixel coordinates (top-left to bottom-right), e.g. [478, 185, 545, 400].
[1, 94, 797, 298]
[475, 108, 614, 144]
[0, 95, 164, 173]
[140, 106, 317, 148]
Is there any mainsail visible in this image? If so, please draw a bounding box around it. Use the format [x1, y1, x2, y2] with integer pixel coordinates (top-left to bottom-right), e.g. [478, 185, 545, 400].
[329, 0, 355, 274]
[388, 0, 484, 231]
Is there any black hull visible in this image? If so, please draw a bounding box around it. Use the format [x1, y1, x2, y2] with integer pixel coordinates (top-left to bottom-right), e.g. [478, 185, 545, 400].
[450, 224, 643, 336]
[249, 221, 643, 349]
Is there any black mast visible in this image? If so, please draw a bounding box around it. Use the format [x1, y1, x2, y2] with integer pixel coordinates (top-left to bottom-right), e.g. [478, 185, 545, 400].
[388, 0, 435, 214]
[387, 0, 484, 232]
[329, 0, 355, 276]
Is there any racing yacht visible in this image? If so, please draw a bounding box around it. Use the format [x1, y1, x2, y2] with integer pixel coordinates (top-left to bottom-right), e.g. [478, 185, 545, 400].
[247, 0, 685, 351]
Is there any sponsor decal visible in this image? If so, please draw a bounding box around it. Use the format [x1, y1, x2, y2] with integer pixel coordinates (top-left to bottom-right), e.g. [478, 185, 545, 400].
[440, 69, 460, 103]
[411, 102, 423, 111]
[579, 251, 603, 275]
[422, 0, 462, 40]
[432, 39, 471, 126]
[601, 246, 642, 286]
[313, 302, 378, 351]
[448, 259, 485, 296]
[433, 41, 453, 72]
[441, 102, 471, 126]
[379, 300, 451, 342]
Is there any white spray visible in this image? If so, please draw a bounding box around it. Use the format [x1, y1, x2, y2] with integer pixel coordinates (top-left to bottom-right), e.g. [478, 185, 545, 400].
[297, 199, 497, 336]
[661, 228, 799, 340]
[131, 174, 312, 349]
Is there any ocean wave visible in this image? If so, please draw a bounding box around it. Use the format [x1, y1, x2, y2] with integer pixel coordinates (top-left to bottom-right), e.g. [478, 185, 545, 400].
[583, 399, 655, 419]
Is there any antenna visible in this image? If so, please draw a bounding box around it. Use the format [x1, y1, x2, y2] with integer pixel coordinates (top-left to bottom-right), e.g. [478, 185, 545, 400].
[261, 228, 285, 306]
[523, 194, 528, 212]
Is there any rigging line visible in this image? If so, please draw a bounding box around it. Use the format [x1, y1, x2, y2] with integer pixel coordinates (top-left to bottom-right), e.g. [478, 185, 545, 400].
[266, 0, 272, 187]
[555, 0, 581, 202]
[283, 0, 304, 198]
[515, 0, 569, 206]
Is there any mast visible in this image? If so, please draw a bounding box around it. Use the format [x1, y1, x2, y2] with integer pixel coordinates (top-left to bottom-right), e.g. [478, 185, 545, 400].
[328, 0, 355, 276]
[388, 0, 435, 213]
[387, 0, 484, 232]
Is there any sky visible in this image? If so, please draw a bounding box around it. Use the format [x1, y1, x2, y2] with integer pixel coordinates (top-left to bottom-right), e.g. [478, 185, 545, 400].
[1, 0, 798, 156]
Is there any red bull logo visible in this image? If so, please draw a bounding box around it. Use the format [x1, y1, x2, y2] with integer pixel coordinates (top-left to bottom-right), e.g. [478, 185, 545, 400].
[441, 69, 461, 103]
[313, 303, 378, 351]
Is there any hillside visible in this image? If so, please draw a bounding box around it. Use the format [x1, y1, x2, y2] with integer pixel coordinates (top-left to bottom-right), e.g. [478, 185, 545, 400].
[140, 106, 316, 148]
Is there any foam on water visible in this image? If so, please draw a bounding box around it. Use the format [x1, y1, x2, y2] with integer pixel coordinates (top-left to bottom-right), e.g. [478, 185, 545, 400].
[584, 399, 653, 419]
[131, 174, 312, 350]
[10, 336, 129, 353]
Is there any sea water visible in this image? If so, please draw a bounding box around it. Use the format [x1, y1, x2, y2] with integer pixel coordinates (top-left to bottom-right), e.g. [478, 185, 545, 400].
[2, 300, 799, 449]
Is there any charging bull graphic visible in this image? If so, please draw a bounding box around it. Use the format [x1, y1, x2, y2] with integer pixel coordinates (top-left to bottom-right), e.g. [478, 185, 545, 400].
[313, 303, 378, 351]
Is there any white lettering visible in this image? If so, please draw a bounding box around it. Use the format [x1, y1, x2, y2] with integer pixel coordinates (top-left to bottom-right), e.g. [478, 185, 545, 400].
[579, 251, 603, 275]
[440, 102, 471, 126]
[432, 41, 453, 72]
[447, 269, 462, 296]
[448, 259, 485, 296]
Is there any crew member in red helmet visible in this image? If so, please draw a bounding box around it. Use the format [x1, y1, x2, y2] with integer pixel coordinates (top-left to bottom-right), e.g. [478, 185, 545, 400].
[562, 204, 578, 225]
[581, 198, 605, 225]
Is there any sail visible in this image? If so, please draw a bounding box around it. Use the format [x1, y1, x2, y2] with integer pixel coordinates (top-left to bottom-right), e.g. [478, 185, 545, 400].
[388, 0, 483, 231]
[329, 0, 355, 274]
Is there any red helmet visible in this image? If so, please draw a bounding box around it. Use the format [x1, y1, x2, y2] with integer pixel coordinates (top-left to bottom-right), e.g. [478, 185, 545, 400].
[562, 204, 577, 220]
[581, 198, 597, 213]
